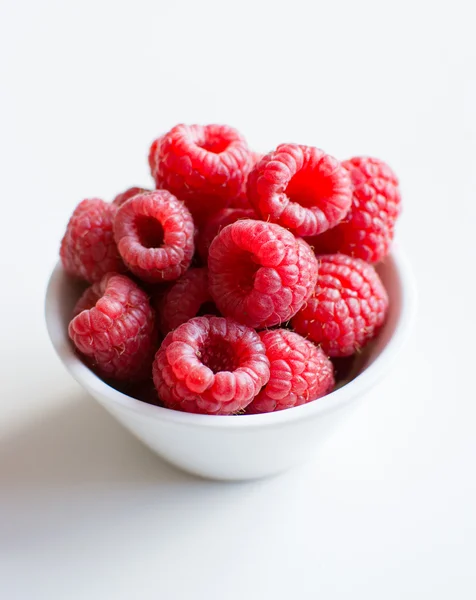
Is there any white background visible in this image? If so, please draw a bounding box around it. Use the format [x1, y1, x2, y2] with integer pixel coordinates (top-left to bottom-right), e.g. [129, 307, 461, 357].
[1, 1, 475, 598]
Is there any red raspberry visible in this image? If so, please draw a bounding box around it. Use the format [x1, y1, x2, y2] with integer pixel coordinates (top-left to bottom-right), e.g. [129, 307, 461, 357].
[307, 157, 401, 263]
[291, 254, 388, 357]
[149, 124, 252, 220]
[114, 190, 194, 283]
[247, 329, 334, 413]
[69, 273, 157, 381]
[60, 199, 126, 283]
[157, 267, 218, 335]
[113, 186, 150, 207]
[152, 316, 270, 415]
[208, 220, 318, 329]
[148, 137, 161, 174]
[197, 207, 256, 263]
[247, 144, 352, 237]
[251, 152, 264, 165]
[228, 152, 264, 210]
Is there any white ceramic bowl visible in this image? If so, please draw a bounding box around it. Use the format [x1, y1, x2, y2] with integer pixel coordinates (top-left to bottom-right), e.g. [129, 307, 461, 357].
[45, 249, 416, 480]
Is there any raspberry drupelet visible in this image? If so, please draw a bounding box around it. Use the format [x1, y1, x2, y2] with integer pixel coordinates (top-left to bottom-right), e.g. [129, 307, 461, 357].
[152, 316, 270, 415]
[148, 124, 252, 221]
[157, 267, 218, 335]
[208, 220, 318, 329]
[307, 157, 401, 263]
[60, 198, 126, 283]
[113, 186, 151, 207]
[69, 273, 157, 381]
[228, 151, 264, 209]
[291, 254, 388, 357]
[197, 207, 256, 263]
[247, 144, 352, 237]
[247, 329, 335, 413]
[113, 190, 195, 283]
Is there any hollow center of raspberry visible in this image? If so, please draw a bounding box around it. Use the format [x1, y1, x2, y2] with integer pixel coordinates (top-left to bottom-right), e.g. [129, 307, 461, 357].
[234, 251, 260, 293]
[135, 216, 165, 249]
[197, 135, 230, 154]
[200, 338, 237, 373]
[285, 169, 334, 208]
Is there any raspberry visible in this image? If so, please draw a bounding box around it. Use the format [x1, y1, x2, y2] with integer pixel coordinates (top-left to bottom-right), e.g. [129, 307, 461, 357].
[149, 124, 252, 220]
[152, 316, 270, 415]
[157, 267, 218, 335]
[291, 254, 388, 357]
[113, 186, 150, 207]
[251, 152, 264, 165]
[307, 157, 401, 263]
[148, 137, 161, 175]
[228, 191, 251, 210]
[60, 199, 126, 283]
[197, 207, 255, 263]
[208, 220, 318, 329]
[247, 329, 334, 413]
[114, 190, 195, 283]
[69, 273, 157, 381]
[247, 144, 352, 237]
[229, 152, 264, 209]
[229, 152, 264, 214]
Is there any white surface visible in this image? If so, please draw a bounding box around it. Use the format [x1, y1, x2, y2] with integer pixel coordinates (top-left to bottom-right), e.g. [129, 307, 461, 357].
[0, 0, 475, 598]
[45, 252, 415, 480]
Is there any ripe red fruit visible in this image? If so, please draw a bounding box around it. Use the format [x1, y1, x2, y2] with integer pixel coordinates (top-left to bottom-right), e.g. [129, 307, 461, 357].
[114, 190, 195, 283]
[149, 124, 252, 221]
[208, 220, 318, 329]
[291, 254, 388, 357]
[157, 267, 218, 335]
[152, 316, 270, 415]
[197, 207, 255, 263]
[69, 273, 157, 381]
[112, 186, 151, 207]
[247, 329, 335, 413]
[60, 198, 125, 283]
[307, 157, 401, 263]
[247, 144, 352, 237]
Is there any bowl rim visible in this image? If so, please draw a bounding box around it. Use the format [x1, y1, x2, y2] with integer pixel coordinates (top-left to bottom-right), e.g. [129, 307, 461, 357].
[45, 247, 417, 430]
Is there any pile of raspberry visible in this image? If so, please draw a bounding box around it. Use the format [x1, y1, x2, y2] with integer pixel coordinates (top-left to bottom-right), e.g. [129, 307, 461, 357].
[61, 123, 400, 415]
